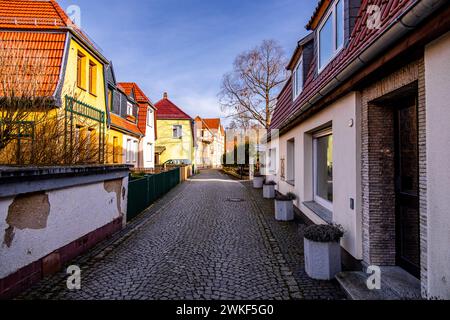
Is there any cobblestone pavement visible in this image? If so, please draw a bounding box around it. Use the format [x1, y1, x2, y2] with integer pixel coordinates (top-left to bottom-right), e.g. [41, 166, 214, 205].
[19, 170, 344, 300]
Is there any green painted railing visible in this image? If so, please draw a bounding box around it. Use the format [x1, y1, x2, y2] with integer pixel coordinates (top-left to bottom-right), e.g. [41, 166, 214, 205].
[127, 167, 181, 222]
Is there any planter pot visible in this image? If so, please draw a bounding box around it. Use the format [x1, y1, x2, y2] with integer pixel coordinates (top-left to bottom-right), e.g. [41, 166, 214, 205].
[304, 238, 342, 280]
[263, 184, 276, 199]
[274, 199, 294, 221]
[253, 176, 264, 189]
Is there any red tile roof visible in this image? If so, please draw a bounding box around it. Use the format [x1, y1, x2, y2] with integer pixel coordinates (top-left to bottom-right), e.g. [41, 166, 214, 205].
[110, 113, 143, 137]
[118, 82, 156, 136]
[0, 31, 66, 97]
[271, 0, 414, 130]
[155, 95, 193, 120]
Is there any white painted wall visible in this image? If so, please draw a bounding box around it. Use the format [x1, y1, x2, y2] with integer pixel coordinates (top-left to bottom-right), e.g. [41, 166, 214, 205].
[424, 31, 450, 299]
[0, 177, 127, 279]
[141, 107, 156, 168]
[267, 92, 362, 260]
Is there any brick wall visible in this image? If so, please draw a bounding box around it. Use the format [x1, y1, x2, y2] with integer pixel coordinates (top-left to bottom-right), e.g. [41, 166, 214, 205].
[360, 58, 427, 295]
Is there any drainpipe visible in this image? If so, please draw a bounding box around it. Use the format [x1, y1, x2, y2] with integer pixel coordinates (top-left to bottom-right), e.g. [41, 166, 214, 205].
[280, 0, 447, 129]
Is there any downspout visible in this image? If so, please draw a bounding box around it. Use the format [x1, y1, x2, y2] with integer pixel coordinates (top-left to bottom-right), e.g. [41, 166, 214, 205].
[279, 0, 446, 130]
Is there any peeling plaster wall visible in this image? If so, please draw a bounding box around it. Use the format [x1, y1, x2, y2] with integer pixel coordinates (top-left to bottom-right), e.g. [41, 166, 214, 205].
[0, 177, 127, 279]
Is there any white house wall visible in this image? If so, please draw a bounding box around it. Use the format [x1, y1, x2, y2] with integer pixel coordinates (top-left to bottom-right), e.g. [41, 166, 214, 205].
[424, 31, 450, 299]
[268, 92, 362, 260]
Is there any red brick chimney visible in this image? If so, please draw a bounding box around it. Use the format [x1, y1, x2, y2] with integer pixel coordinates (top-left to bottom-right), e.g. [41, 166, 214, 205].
[163, 92, 168, 99]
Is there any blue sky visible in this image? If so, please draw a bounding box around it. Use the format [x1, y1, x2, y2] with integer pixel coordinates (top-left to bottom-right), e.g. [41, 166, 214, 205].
[58, 0, 316, 122]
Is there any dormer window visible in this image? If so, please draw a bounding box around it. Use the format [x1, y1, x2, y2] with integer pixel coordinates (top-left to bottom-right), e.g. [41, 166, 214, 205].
[318, 0, 344, 72]
[293, 55, 303, 100]
[127, 102, 134, 116]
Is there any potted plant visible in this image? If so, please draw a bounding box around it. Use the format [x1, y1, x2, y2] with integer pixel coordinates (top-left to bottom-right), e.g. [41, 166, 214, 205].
[303, 224, 344, 280]
[253, 172, 265, 189]
[274, 192, 296, 221]
[263, 181, 277, 199]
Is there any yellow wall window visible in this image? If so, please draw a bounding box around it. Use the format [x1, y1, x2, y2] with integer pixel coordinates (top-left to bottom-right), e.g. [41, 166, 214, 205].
[89, 60, 97, 95]
[77, 51, 86, 89]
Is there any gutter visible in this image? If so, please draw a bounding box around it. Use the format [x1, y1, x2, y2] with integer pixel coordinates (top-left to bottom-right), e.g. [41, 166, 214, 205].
[277, 0, 446, 134]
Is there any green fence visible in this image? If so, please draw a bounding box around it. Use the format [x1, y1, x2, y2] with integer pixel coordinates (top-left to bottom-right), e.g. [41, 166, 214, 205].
[127, 167, 180, 222]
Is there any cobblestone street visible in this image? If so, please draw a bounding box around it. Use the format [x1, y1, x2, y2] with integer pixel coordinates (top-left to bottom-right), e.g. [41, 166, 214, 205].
[19, 170, 344, 300]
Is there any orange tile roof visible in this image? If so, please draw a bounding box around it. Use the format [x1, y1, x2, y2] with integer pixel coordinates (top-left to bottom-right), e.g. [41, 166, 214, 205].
[0, 0, 70, 30]
[110, 113, 143, 137]
[0, 0, 106, 99]
[0, 31, 66, 97]
[117, 82, 157, 136]
[118, 82, 152, 104]
[203, 118, 225, 135]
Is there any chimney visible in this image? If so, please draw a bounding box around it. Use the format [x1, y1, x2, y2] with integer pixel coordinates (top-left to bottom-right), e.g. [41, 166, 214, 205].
[163, 92, 168, 99]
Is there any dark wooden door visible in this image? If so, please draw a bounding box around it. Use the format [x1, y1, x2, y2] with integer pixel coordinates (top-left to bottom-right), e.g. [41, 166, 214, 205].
[394, 99, 420, 278]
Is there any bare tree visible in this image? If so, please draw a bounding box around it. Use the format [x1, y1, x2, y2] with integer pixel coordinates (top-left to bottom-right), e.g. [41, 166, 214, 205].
[219, 39, 288, 129]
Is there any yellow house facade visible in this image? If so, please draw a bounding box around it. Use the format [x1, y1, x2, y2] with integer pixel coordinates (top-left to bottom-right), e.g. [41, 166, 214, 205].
[0, 0, 109, 165]
[154, 93, 195, 165]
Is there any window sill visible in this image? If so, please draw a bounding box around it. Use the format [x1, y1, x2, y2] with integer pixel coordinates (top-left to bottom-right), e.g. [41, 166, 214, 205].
[89, 91, 97, 97]
[303, 201, 333, 224]
[286, 180, 295, 186]
[77, 85, 87, 92]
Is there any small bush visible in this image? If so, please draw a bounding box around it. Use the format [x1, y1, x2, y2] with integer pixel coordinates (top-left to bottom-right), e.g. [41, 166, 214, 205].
[275, 192, 297, 201]
[264, 180, 277, 186]
[304, 224, 344, 243]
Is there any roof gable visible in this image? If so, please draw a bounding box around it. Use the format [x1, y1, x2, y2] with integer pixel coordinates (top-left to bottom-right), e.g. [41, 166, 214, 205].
[155, 96, 192, 121]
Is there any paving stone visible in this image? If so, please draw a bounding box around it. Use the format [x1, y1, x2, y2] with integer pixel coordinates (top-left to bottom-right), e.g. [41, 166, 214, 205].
[17, 170, 344, 300]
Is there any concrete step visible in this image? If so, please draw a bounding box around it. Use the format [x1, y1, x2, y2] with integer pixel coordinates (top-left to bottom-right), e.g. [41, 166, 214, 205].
[336, 267, 422, 300]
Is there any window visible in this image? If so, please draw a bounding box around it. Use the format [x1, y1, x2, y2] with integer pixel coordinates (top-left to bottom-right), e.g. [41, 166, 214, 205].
[126, 139, 132, 163]
[293, 56, 303, 100]
[108, 89, 113, 112]
[147, 109, 153, 127]
[173, 125, 182, 139]
[76, 51, 86, 89]
[113, 136, 119, 163]
[269, 148, 277, 173]
[286, 139, 295, 184]
[313, 128, 333, 210]
[318, 0, 344, 71]
[147, 143, 153, 162]
[88, 60, 97, 95]
[127, 102, 134, 116]
[132, 141, 138, 163]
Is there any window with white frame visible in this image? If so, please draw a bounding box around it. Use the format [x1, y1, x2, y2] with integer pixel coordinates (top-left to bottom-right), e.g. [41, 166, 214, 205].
[269, 148, 277, 173]
[293, 56, 303, 100]
[126, 139, 132, 163]
[286, 139, 295, 184]
[313, 128, 333, 210]
[147, 108, 153, 127]
[173, 125, 182, 139]
[133, 141, 138, 163]
[147, 143, 153, 162]
[127, 102, 134, 116]
[318, 0, 344, 71]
